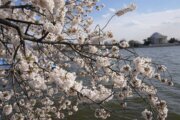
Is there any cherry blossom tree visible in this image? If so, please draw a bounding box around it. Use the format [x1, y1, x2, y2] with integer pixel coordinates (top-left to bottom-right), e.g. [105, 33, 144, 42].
[0, 0, 174, 119]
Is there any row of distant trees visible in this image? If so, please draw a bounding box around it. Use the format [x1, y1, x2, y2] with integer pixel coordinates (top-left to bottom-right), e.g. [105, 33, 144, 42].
[128, 37, 180, 47]
[167, 38, 180, 43]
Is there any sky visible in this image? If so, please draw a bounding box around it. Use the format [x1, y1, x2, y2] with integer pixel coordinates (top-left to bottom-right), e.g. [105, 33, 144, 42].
[92, 0, 180, 42]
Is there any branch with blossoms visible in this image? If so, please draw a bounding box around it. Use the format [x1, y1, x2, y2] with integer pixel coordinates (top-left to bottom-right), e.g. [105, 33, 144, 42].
[0, 0, 174, 120]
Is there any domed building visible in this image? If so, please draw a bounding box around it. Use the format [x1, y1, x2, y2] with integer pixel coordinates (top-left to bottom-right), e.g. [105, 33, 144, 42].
[149, 32, 168, 44]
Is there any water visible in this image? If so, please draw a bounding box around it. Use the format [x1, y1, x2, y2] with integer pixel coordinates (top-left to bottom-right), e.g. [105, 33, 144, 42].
[1, 47, 179, 119]
[68, 46, 180, 120]
[135, 46, 180, 115]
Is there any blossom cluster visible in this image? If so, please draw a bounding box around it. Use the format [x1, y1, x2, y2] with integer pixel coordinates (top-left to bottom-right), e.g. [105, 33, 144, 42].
[0, 0, 174, 120]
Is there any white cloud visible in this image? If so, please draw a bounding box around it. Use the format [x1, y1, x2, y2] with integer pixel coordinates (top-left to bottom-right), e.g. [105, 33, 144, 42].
[102, 8, 116, 18]
[109, 8, 116, 13]
[102, 13, 111, 18]
[96, 9, 180, 41]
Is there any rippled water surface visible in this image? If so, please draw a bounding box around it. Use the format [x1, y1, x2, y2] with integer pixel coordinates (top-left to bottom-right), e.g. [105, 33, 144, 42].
[136, 46, 180, 113]
[68, 46, 180, 120]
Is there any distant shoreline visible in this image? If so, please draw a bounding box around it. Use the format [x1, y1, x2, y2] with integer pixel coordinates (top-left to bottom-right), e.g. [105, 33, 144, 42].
[130, 43, 180, 48]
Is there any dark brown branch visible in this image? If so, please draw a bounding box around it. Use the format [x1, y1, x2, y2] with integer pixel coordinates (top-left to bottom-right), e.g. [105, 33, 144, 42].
[0, 18, 22, 37]
[0, 4, 33, 9]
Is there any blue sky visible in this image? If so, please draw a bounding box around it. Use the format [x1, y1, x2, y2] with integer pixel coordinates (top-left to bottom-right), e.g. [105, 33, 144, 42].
[14, 0, 180, 41]
[94, 0, 180, 18]
[92, 0, 180, 41]
[97, 0, 180, 14]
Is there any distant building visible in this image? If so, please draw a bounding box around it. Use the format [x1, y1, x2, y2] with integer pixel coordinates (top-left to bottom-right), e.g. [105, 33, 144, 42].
[149, 32, 168, 44]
